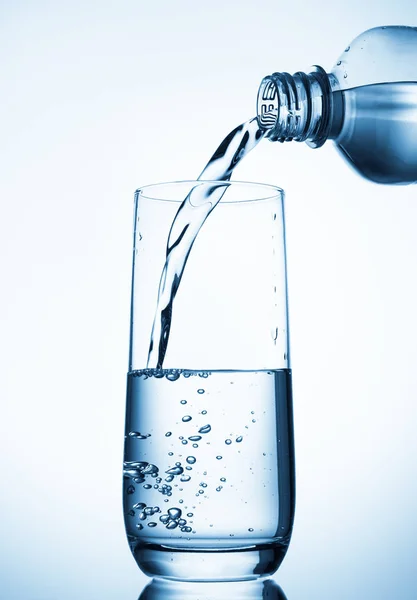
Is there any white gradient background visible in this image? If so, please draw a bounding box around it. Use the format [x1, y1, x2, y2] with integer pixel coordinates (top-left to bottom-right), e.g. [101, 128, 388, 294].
[2, 2, 417, 599]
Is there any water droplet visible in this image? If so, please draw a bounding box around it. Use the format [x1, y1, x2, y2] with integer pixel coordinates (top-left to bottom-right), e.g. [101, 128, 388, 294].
[248, 528, 254, 532]
[198, 489, 204, 494]
[187, 513, 194, 517]
[182, 415, 192, 422]
[178, 519, 187, 526]
[201, 410, 207, 415]
[180, 400, 187, 404]
[192, 443, 198, 448]
[143, 484, 152, 490]
[251, 411, 254, 415]
[128, 510, 135, 517]
[198, 424, 211, 434]
[165, 432, 172, 437]
[216, 455, 222, 460]
[179, 499, 183, 504]
[127, 485, 135, 495]
[154, 506, 160, 513]
[139, 511, 146, 520]
[225, 439, 232, 445]
[197, 389, 205, 394]
[144, 507, 154, 515]
[165, 475, 175, 482]
[220, 477, 226, 482]
[166, 521, 178, 529]
[345, 45, 350, 52]
[128, 431, 151, 439]
[236, 436, 243, 443]
[159, 514, 170, 524]
[168, 452, 173, 456]
[186, 456, 196, 464]
[148, 522, 157, 528]
[186, 465, 192, 471]
[168, 507, 182, 519]
[182, 440, 188, 445]
[188, 436, 202, 442]
[344, 73, 348, 79]
[337, 60, 342, 66]
[252, 419, 256, 423]
[133, 502, 146, 510]
[216, 486, 223, 492]
[136, 523, 143, 530]
[180, 475, 191, 482]
[200, 482, 207, 488]
[183, 526, 192, 532]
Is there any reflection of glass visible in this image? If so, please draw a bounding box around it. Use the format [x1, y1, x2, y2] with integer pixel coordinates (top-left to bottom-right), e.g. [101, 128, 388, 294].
[123, 181, 295, 581]
[138, 577, 288, 600]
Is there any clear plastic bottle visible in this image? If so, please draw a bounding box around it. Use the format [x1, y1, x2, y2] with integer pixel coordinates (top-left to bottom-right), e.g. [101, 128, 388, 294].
[257, 26, 417, 185]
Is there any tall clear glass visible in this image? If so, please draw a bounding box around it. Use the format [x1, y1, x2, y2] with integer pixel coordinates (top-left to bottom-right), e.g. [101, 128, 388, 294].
[123, 180, 295, 582]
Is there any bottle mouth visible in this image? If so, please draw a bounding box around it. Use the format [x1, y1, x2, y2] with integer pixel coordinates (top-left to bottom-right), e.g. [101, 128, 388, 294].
[256, 77, 279, 133]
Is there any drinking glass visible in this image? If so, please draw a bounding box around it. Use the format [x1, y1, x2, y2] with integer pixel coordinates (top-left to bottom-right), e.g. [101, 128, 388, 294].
[123, 180, 295, 582]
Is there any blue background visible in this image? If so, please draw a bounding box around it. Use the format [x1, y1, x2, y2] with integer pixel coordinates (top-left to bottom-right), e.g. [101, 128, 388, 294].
[2, 1, 417, 599]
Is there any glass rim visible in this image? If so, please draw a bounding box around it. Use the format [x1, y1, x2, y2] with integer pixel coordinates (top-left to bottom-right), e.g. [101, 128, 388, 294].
[136, 180, 284, 204]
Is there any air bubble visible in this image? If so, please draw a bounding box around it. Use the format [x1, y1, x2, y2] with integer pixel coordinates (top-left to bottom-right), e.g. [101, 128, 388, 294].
[182, 440, 188, 445]
[337, 60, 342, 66]
[344, 73, 348, 79]
[198, 424, 211, 434]
[143, 484, 152, 490]
[216, 486, 223, 492]
[166, 371, 181, 381]
[178, 519, 187, 527]
[165, 432, 172, 437]
[216, 456, 222, 460]
[225, 439, 232, 445]
[180, 475, 191, 482]
[236, 436, 243, 443]
[144, 507, 154, 515]
[166, 466, 184, 476]
[186, 456, 196, 464]
[180, 400, 187, 405]
[133, 502, 146, 510]
[182, 415, 192, 422]
[187, 513, 194, 517]
[128, 510, 135, 517]
[198, 489, 204, 494]
[248, 528, 254, 532]
[139, 512, 146, 520]
[220, 477, 226, 482]
[192, 444, 198, 448]
[188, 436, 202, 442]
[127, 485, 135, 495]
[143, 464, 158, 475]
[148, 522, 157, 528]
[159, 514, 170, 524]
[168, 452, 173, 456]
[128, 431, 151, 439]
[200, 482, 207, 488]
[345, 45, 350, 52]
[201, 410, 207, 415]
[197, 389, 205, 394]
[166, 521, 178, 529]
[168, 508, 182, 520]
[165, 475, 174, 482]
[136, 523, 143, 530]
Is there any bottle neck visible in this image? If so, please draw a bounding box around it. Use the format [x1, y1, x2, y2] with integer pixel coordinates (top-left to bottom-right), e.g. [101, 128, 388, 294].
[256, 66, 344, 148]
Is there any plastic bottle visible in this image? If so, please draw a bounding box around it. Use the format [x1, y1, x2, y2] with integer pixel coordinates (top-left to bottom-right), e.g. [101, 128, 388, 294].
[257, 26, 417, 185]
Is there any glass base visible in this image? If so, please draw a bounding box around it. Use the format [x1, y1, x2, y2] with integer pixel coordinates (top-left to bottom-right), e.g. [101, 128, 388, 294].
[132, 542, 288, 581]
[139, 577, 288, 599]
